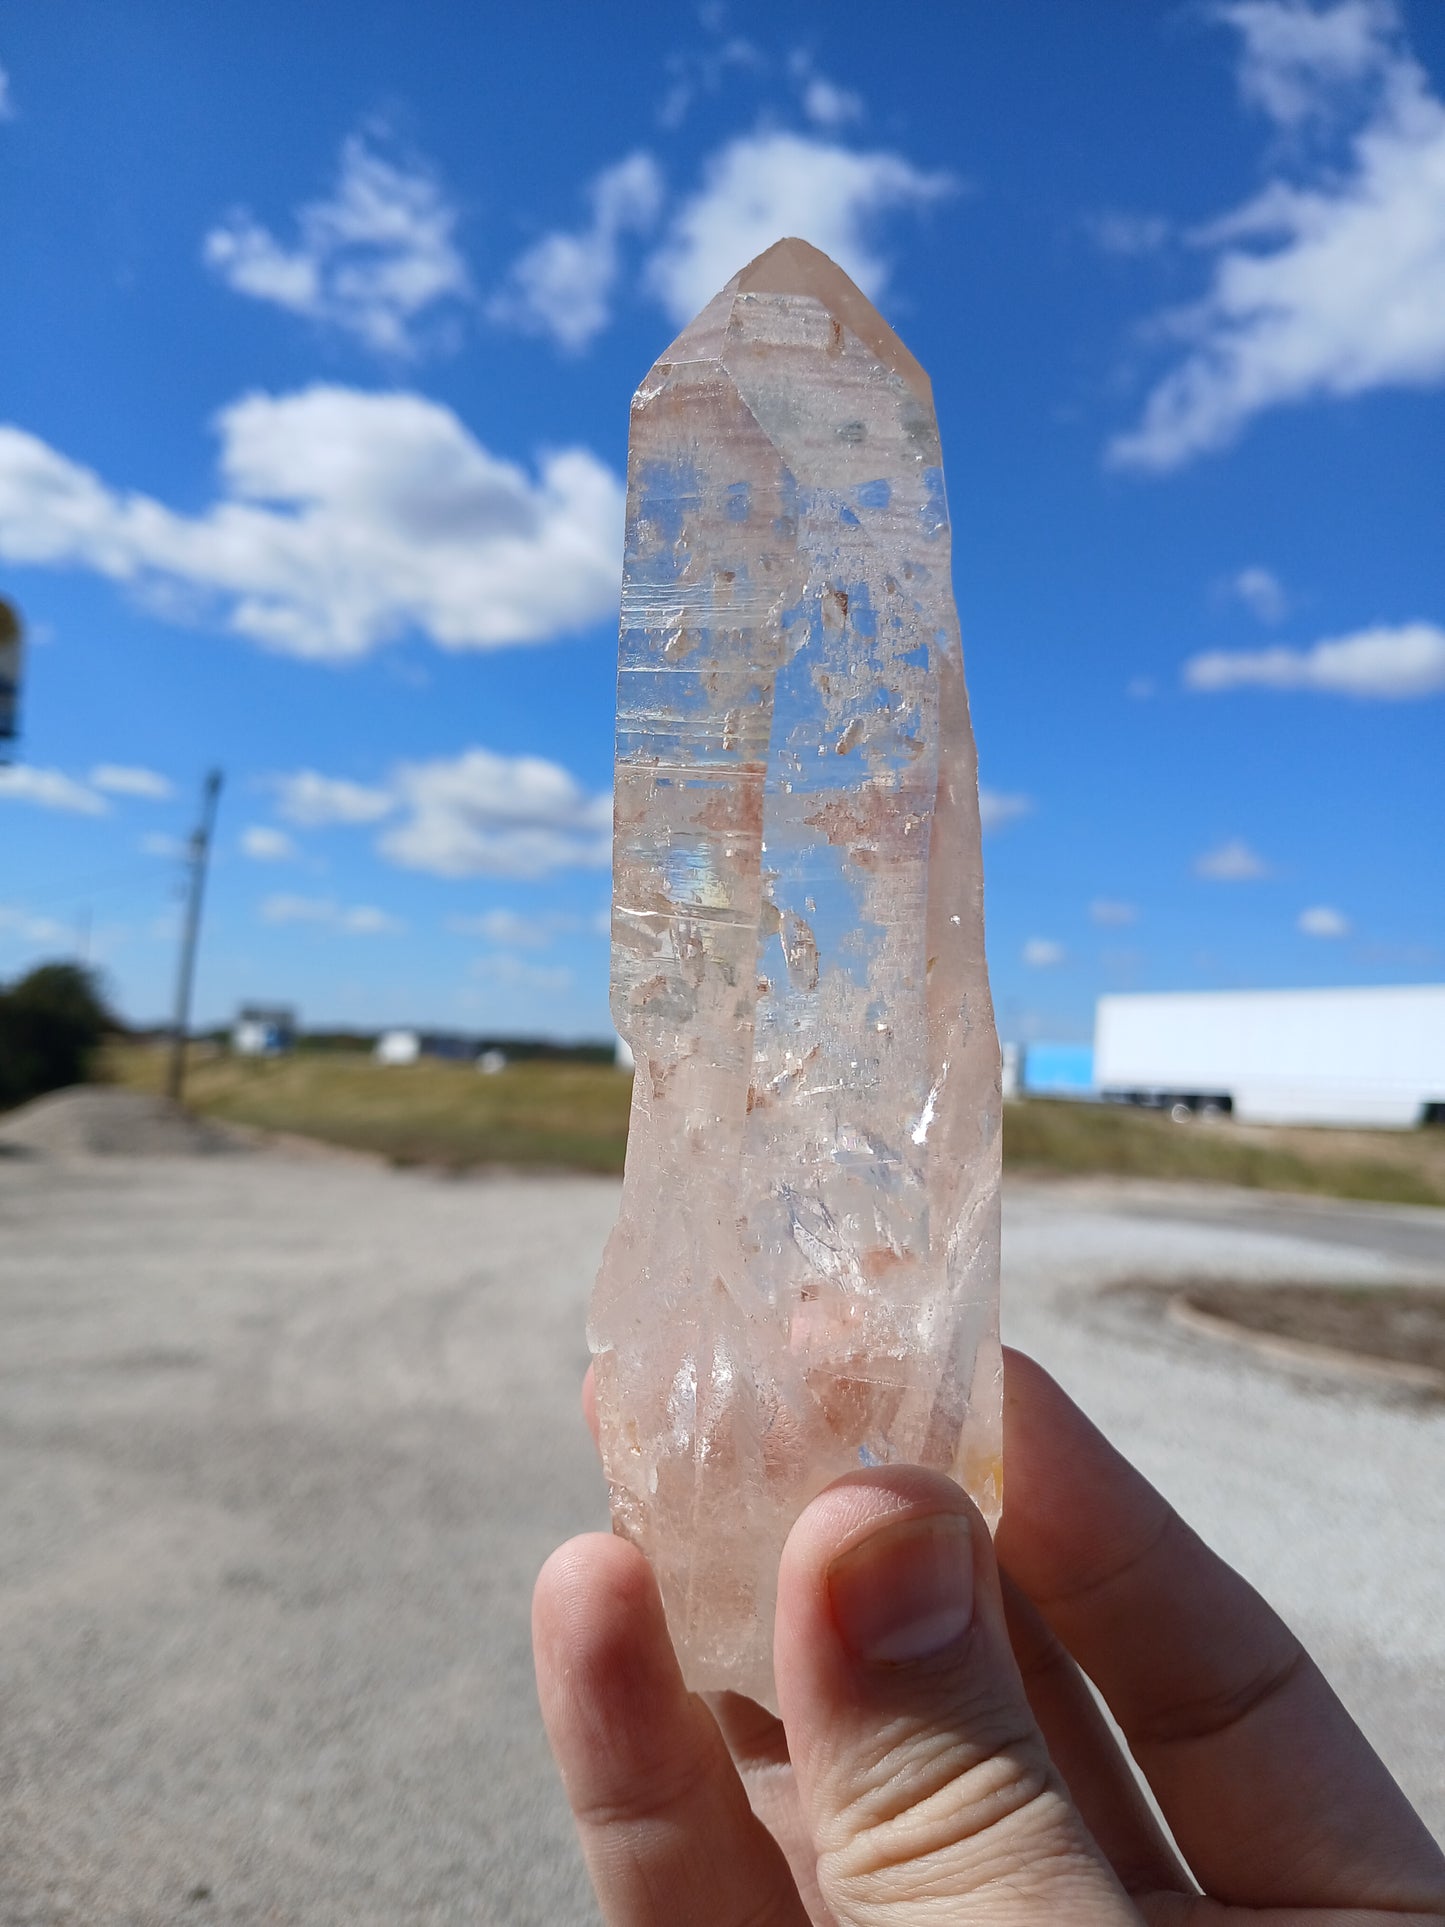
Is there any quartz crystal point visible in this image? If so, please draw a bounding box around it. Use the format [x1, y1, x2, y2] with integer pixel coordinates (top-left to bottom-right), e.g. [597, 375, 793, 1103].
[591, 238, 1002, 1710]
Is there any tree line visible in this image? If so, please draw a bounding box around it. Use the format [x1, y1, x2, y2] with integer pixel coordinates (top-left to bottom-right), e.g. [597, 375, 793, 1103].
[0, 962, 115, 1110]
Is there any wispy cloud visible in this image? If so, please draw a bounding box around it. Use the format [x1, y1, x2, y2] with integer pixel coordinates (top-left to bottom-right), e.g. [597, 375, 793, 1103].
[0, 763, 109, 815]
[656, 34, 763, 129]
[89, 763, 174, 800]
[1195, 838, 1271, 880]
[1089, 899, 1139, 926]
[469, 951, 573, 994]
[0, 386, 624, 660]
[1086, 210, 1171, 256]
[1110, 1, 1445, 468]
[1224, 0, 1397, 127]
[203, 133, 471, 358]
[490, 153, 664, 352]
[0, 64, 14, 122]
[446, 908, 576, 947]
[1185, 620, 1445, 697]
[240, 825, 298, 862]
[978, 789, 1033, 834]
[645, 131, 956, 325]
[1022, 938, 1066, 967]
[1230, 565, 1288, 622]
[0, 904, 67, 944]
[261, 894, 403, 935]
[801, 77, 864, 128]
[1298, 902, 1351, 936]
[273, 770, 394, 827]
[786, 50, 866, 132]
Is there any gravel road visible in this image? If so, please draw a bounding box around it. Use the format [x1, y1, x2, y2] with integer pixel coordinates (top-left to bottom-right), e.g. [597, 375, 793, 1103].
[1, 1145, 1441, 1925]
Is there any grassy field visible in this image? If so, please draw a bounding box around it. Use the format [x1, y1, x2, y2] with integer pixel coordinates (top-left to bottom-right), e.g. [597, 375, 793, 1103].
[106, 1044, 634, 1173]
[1005, 1094, 1445, 1207]
[103, 1043, 1445, 1205]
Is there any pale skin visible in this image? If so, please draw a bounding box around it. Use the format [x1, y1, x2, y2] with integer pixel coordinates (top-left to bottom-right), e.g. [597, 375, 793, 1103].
[533, 1349, 1445, 1926]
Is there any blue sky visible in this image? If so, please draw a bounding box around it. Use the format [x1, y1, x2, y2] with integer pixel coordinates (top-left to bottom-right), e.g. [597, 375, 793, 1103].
[1, 0, 1441, 1042]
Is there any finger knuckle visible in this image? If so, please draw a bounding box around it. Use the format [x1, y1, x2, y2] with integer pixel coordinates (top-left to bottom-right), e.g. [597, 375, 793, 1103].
[819, 1709, 1080, 1902]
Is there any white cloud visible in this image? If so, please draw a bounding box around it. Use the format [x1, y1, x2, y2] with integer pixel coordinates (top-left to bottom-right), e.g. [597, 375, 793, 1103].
[1223, 0, 1397, 128]
[1195, 838, 1271, 880]
[0, 905, 67, 944]
[1185, 619, 1445, 697]
[470, 951, 573, 994]
[1126, 676, 1157, 700]
[274, 769, 394, 826]
[140, 832, 185, 859]
[380, 748, 612, 879]
[0, 386, 624, 660]
[89, 763, 174, 800]
[786, 48, 864, 129]
[240, 824, 298, 861]
[1022, 938, 1065, 968]
[657, 35, 763, 130]
[261, 894, 403, 935]
[260, 894, 331, 924]
[1298, 902, 1351, 936]
[802, 76, 864, 129]
[203, 134, 470, 358]
[341, 904, 404, 935]
[269, 747, 612, 881]
[1088, 211, 1171, 256]
[978, 788, 1033, 833]
[1109, 2, 1445, 468]
[446, 908, 563, 947]
[490, 153, 664, 352]
[645, 131, 955, 323]
[0, 763, 108, 815]
[0, 64, 14, 121]
[1089, 899, 1139, 926]
[1231, 565, 1288, 622]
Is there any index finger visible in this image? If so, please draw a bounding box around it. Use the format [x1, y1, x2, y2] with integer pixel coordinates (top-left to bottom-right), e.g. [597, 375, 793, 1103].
[534, 1532, 811, 1927]
[997, 1349, 1445, 1913]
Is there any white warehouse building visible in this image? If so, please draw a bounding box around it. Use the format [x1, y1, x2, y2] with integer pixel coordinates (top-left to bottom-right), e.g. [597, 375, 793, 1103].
[1094, 984, 1445, 1129]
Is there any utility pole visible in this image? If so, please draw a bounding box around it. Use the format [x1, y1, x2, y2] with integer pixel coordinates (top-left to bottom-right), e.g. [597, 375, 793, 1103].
[166, 769, 223, 1105]
[0, 596, 23, 762]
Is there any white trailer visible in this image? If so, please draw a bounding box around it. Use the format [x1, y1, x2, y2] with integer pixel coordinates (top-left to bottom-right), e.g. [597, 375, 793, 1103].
[1094, 985, 1445, 1128]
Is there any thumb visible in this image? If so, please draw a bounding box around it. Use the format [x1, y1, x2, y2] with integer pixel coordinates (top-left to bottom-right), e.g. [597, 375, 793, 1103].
[775, 1468, 1138, 1925]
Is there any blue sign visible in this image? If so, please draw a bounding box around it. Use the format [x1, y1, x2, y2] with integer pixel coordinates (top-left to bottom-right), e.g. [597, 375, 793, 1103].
[1022, 1043, 1096, 1097]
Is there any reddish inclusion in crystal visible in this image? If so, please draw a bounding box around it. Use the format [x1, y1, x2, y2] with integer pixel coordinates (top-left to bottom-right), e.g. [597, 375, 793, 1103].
[590, 239, 1002, 1712]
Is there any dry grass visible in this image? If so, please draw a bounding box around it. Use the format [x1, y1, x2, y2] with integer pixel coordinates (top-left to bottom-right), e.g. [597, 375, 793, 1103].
[1005, 1097, 1445, 1207]
[104, 1044, 1445, 1204]
[105, 1044, 634, 1173]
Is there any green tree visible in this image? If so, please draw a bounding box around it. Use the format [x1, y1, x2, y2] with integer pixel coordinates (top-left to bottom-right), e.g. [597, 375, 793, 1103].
[0, 961, 116, 1109]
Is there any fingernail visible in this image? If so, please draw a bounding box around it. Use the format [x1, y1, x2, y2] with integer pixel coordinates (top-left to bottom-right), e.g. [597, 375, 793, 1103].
[827, 1512, 974, 1666]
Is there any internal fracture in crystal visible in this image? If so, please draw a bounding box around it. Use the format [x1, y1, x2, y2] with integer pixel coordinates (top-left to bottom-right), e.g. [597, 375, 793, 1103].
[590, 238, 1002, 1710]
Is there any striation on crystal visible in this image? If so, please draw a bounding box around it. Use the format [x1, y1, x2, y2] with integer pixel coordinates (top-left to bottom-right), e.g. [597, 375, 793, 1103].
[590, 238, 1002, 1711]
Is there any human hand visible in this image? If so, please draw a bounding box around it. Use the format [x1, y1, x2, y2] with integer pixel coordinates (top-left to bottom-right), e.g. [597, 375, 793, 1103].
[533, 1349, 1445, 1924]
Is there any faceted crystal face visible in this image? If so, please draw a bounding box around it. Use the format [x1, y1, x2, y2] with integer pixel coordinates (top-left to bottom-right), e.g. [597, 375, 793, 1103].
[590, 238, 1002, 1710]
